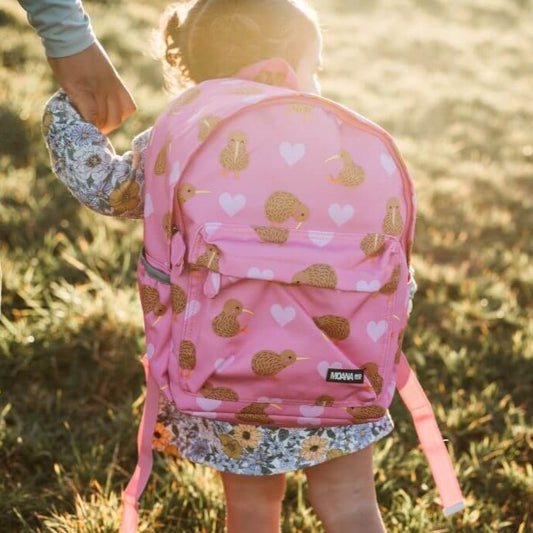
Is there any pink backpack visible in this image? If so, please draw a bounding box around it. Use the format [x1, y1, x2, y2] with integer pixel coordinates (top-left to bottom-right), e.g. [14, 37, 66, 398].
[120, 59, 465, 531]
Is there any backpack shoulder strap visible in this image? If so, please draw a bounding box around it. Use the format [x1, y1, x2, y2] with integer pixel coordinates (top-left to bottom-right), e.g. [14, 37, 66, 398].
[120, 356, 160, 532]
[397, 352, 466, 516]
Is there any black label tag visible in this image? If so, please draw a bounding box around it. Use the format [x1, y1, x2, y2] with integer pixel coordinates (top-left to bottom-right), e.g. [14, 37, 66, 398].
[326, 368, 365, 384]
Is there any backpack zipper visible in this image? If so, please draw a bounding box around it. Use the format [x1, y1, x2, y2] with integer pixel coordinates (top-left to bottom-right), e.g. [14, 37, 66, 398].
[169, 92, 415, 266]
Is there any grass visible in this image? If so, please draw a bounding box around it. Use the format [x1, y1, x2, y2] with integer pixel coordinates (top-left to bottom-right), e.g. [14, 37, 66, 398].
[1, 0, 532, 531]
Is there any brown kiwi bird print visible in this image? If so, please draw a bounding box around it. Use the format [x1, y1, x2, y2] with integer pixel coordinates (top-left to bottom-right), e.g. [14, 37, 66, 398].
[177, 183, 211, 204]
[379, 264, 401, 297]
[288, 103, 314, 120]
[154, 139, 171, 176]
[395, 328, 406, 364]
[140, 285, 167, 317]
[312, 315, 351, 342]
[326, 149, 365, 187]
[360, 362, 383, 395]
[254, 70, 287, 86]
[179, 340, 196, 377]
[229, 86, 265, 95]
[292, 264, 338, 289]
[169, 87, 201, 114]
[195, 244, 222, 272]
[345, 405, 386, 424]
[212, 299, 254, 337]
[199, 382, 239, 402]
[236, 402, 280, 425]
[265, 191, 309, 229]
[162, 212, 178, 239]
[219, 131, 250, 179]
[382, 197, 404, 236]
[198, 114, 221, 141]
[171, 284, 187, 316]
[315, 395, 335, 407]
[360, 233, 386, 258]
[251, 349, 309, 377]
[253, 226, 290, 245]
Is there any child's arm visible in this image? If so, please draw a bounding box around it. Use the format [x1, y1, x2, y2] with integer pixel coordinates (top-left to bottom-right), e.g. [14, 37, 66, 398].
[43, 90, 149, 218]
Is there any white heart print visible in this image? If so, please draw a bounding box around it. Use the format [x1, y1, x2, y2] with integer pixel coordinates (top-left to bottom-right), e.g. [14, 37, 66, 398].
[219, 193, 246, 217]
[210, 272, 221, 294]
[387, 378, 396, 399]
[257, 396, 283, 404]
[297, 417, 322, 426]
[367, 320, 388, 342]
[329, 204, 355, 226]
[204, 222, 222, 235]
[191, 411, 217, 418]
[356, 280, 381, 292]
[214, 356, 235, 373]
[184, 300, 201, 320]
[196, 398, 221, 411]
[279, 142, 306, 166]
[248, 267, 274, 280]
[299, 405, 324, 418]
[169, 161, 181, 185]
[186, 106, 208, 125]
[146, 343, 155, 360]
[308, 231, 334, 248]
[144, 194, 154, 218]
[317, 361, 342, 379]
[380, 153, 396, 175]
[270, 305, 296, 327]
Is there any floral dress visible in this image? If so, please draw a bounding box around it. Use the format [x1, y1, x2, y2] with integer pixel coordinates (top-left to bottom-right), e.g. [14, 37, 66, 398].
[43, 91, 417, 476]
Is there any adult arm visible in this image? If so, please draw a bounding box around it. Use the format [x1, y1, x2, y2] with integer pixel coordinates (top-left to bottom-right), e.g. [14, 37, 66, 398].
[18, 0, 136, 133]
[43, 91, 149, 219]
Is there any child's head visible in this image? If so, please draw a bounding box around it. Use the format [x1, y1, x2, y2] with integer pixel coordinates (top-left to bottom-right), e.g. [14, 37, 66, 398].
[160, 0, 322, 93]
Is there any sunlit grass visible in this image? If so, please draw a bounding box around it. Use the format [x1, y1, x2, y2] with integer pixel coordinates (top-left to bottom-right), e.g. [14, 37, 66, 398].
[1, 0, 532, 531]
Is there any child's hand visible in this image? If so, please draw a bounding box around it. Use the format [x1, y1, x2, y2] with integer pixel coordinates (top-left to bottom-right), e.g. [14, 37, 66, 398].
[47, 41, 137, 134]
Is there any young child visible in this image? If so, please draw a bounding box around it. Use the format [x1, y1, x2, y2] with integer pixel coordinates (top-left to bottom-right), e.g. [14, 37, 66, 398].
[43, 1, 418, 531]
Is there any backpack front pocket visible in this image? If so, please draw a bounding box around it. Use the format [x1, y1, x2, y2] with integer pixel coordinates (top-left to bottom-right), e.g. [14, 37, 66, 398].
[176, 223, 409, 422]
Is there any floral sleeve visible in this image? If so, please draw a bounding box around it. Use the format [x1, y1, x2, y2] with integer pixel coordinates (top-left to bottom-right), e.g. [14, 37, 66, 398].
[42, 91, 150, 219]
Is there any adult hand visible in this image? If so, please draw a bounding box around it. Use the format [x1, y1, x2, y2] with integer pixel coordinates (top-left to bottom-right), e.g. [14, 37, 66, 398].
[48, 41, 137, 134]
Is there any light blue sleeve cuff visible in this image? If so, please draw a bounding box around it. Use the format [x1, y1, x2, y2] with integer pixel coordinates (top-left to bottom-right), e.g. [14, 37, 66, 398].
[18, 0, 96, 58]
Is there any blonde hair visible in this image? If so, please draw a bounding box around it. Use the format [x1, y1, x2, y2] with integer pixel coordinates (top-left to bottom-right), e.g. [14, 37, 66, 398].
[157, 0, 319, 90]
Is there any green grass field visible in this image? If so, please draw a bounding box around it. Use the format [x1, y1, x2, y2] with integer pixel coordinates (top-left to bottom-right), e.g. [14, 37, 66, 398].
[1, 0, 532, 531]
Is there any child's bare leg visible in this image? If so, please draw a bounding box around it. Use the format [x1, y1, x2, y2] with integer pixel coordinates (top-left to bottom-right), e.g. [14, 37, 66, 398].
[220, 471, 286, 533]
[304, 445, 386, 533]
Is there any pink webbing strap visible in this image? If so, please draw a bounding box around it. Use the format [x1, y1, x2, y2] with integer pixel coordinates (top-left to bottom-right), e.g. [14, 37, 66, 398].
[396, 352, 466, 517]
[120, 356, 160, 532]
